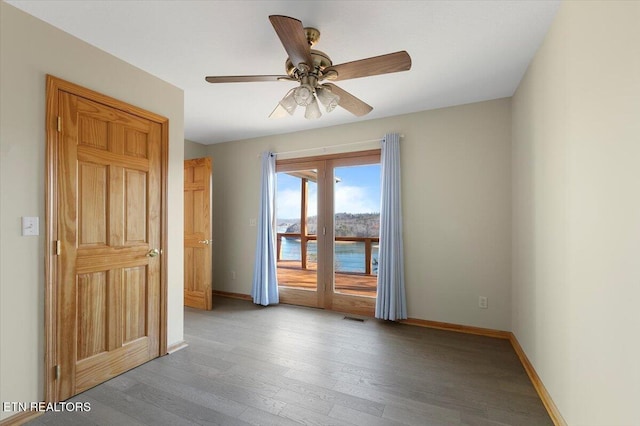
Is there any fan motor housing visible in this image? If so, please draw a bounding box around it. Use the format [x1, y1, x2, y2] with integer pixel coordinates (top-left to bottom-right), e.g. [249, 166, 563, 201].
[286, 50, 333, 77]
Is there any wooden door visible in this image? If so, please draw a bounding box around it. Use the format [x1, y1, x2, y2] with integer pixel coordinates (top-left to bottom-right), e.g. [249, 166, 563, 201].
[55, 90, 162, 400]
[184, 158, 213, 310]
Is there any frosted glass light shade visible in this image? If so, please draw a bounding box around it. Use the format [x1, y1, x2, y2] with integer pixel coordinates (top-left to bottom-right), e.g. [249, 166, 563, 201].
[278, 89, 297, 115]
[304, 97, 322, 119]
[316, 86, 340, 112]
[293, 84, 314, 106]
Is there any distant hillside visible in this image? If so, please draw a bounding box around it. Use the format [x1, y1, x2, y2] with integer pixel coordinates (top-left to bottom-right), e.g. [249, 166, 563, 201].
[279, 212, 380, 237]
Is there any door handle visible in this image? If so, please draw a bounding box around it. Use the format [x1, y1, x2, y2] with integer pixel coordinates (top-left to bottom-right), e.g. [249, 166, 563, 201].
[147, 248, 160, 257]
[198, 239, 212, 245]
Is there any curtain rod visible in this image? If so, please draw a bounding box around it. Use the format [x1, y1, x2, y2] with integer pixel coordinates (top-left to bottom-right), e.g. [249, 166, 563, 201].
[263, 134, 404, 158]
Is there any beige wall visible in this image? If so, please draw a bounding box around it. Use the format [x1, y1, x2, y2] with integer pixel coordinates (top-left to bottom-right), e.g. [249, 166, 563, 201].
[207, 98, 512, 330]
[184, 139, 209, 160]
[0, 3, 184, 420]
[512, 1, 640, 424]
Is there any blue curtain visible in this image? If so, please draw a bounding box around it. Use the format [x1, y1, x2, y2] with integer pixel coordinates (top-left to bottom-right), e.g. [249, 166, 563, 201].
[251, 152, 279, 305]
[376, 133, 407, 320]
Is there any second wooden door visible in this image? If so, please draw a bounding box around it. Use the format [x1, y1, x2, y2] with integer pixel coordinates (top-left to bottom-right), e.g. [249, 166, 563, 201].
[184, 157, 213, 310]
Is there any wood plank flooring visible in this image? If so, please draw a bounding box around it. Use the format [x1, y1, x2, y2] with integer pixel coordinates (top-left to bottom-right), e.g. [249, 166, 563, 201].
[277, 260, 378, 297]
[27, 297, 552, 426]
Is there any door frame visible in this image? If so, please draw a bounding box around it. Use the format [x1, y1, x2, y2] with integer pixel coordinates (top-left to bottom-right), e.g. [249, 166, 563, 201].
[44, 75, 169, 402]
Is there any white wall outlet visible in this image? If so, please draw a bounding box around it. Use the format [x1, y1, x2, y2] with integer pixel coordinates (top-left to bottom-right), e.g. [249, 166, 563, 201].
[478, 296, 488, 309]
[249, 218, 257, 227]
[230, 271, 236, 280]
[22, 216, 39, 236]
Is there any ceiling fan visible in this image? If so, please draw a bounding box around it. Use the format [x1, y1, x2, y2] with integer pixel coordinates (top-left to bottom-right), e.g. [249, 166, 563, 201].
[205, 15, 412, 119]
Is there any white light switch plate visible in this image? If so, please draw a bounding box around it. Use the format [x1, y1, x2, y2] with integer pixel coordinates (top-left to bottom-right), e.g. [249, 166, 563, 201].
[22, 216, 39, 236]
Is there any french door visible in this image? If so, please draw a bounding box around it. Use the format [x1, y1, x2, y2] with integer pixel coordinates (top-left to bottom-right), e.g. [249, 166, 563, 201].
[276, 150, 381, 316]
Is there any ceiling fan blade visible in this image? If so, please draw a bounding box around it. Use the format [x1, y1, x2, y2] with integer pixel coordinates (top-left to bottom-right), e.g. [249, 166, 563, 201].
[269, 103, 289, 119]
[269, 15, 314, 71]
[205, 75, 291, 83]
[323, 83, 373, 117]
[324, 51, 411, 81]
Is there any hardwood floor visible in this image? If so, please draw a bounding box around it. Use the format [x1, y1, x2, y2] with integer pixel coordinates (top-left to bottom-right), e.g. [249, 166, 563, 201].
[27, 297, 552, 426]
[277, 260, 378, 297]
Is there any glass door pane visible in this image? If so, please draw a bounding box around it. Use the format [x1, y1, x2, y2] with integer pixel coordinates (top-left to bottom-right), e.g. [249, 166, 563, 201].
[276, 168, 320, 307]
[333, 164, 381, 298]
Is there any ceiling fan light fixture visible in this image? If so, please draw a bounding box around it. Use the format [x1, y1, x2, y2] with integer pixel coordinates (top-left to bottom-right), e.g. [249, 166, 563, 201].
[206, 16, 411, 120]
[304, 96, 322, 119]
[278, 89, 298, 115]
[293, 84, 314, 106]
[316, 86, 340, 112]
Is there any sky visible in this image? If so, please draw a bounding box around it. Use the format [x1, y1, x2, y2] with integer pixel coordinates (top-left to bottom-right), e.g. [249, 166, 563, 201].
[276, 164, 381, 220]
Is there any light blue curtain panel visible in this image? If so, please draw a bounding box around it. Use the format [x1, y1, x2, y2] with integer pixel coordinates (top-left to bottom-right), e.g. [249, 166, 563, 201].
[251, 152, 279, 306]
[375, 133, 407, 320]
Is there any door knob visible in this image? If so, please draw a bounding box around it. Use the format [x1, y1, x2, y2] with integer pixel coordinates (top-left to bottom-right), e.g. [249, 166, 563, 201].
[198, 239, 212, 245]
[147, 248, 160, 257]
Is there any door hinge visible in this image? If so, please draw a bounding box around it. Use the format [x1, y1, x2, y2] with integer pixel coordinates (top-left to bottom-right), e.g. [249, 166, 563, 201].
[55, 365, 60, 380]
[323, 227, 326, 235]
[55, 240, 61, 256]
[57, 116, 61, 132]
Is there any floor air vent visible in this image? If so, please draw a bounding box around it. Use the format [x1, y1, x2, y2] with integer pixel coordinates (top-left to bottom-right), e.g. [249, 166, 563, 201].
[343, 316, 365, 322]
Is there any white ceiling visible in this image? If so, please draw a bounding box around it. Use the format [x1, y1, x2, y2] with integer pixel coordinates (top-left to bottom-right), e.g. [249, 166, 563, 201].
[7, 0, 560, 145]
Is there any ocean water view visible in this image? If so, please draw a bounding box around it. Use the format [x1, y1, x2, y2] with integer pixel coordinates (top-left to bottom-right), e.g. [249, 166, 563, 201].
[279, 236, 379, 275]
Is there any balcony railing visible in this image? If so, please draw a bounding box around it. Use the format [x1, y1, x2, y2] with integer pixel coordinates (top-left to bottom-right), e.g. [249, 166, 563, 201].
[276, 232, 379, 275]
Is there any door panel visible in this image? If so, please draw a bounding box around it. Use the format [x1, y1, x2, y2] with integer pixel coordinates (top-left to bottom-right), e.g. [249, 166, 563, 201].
[276, 162, 324, 309]
[122, 266, 147, 343]
[125, 169, 148, 243]
[78, 163, 107, 246]
[328, 157, 380, 316]
[76, 272, 108, 360]
[57, 91, 161, 399]
[184, 158, 213, 310]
